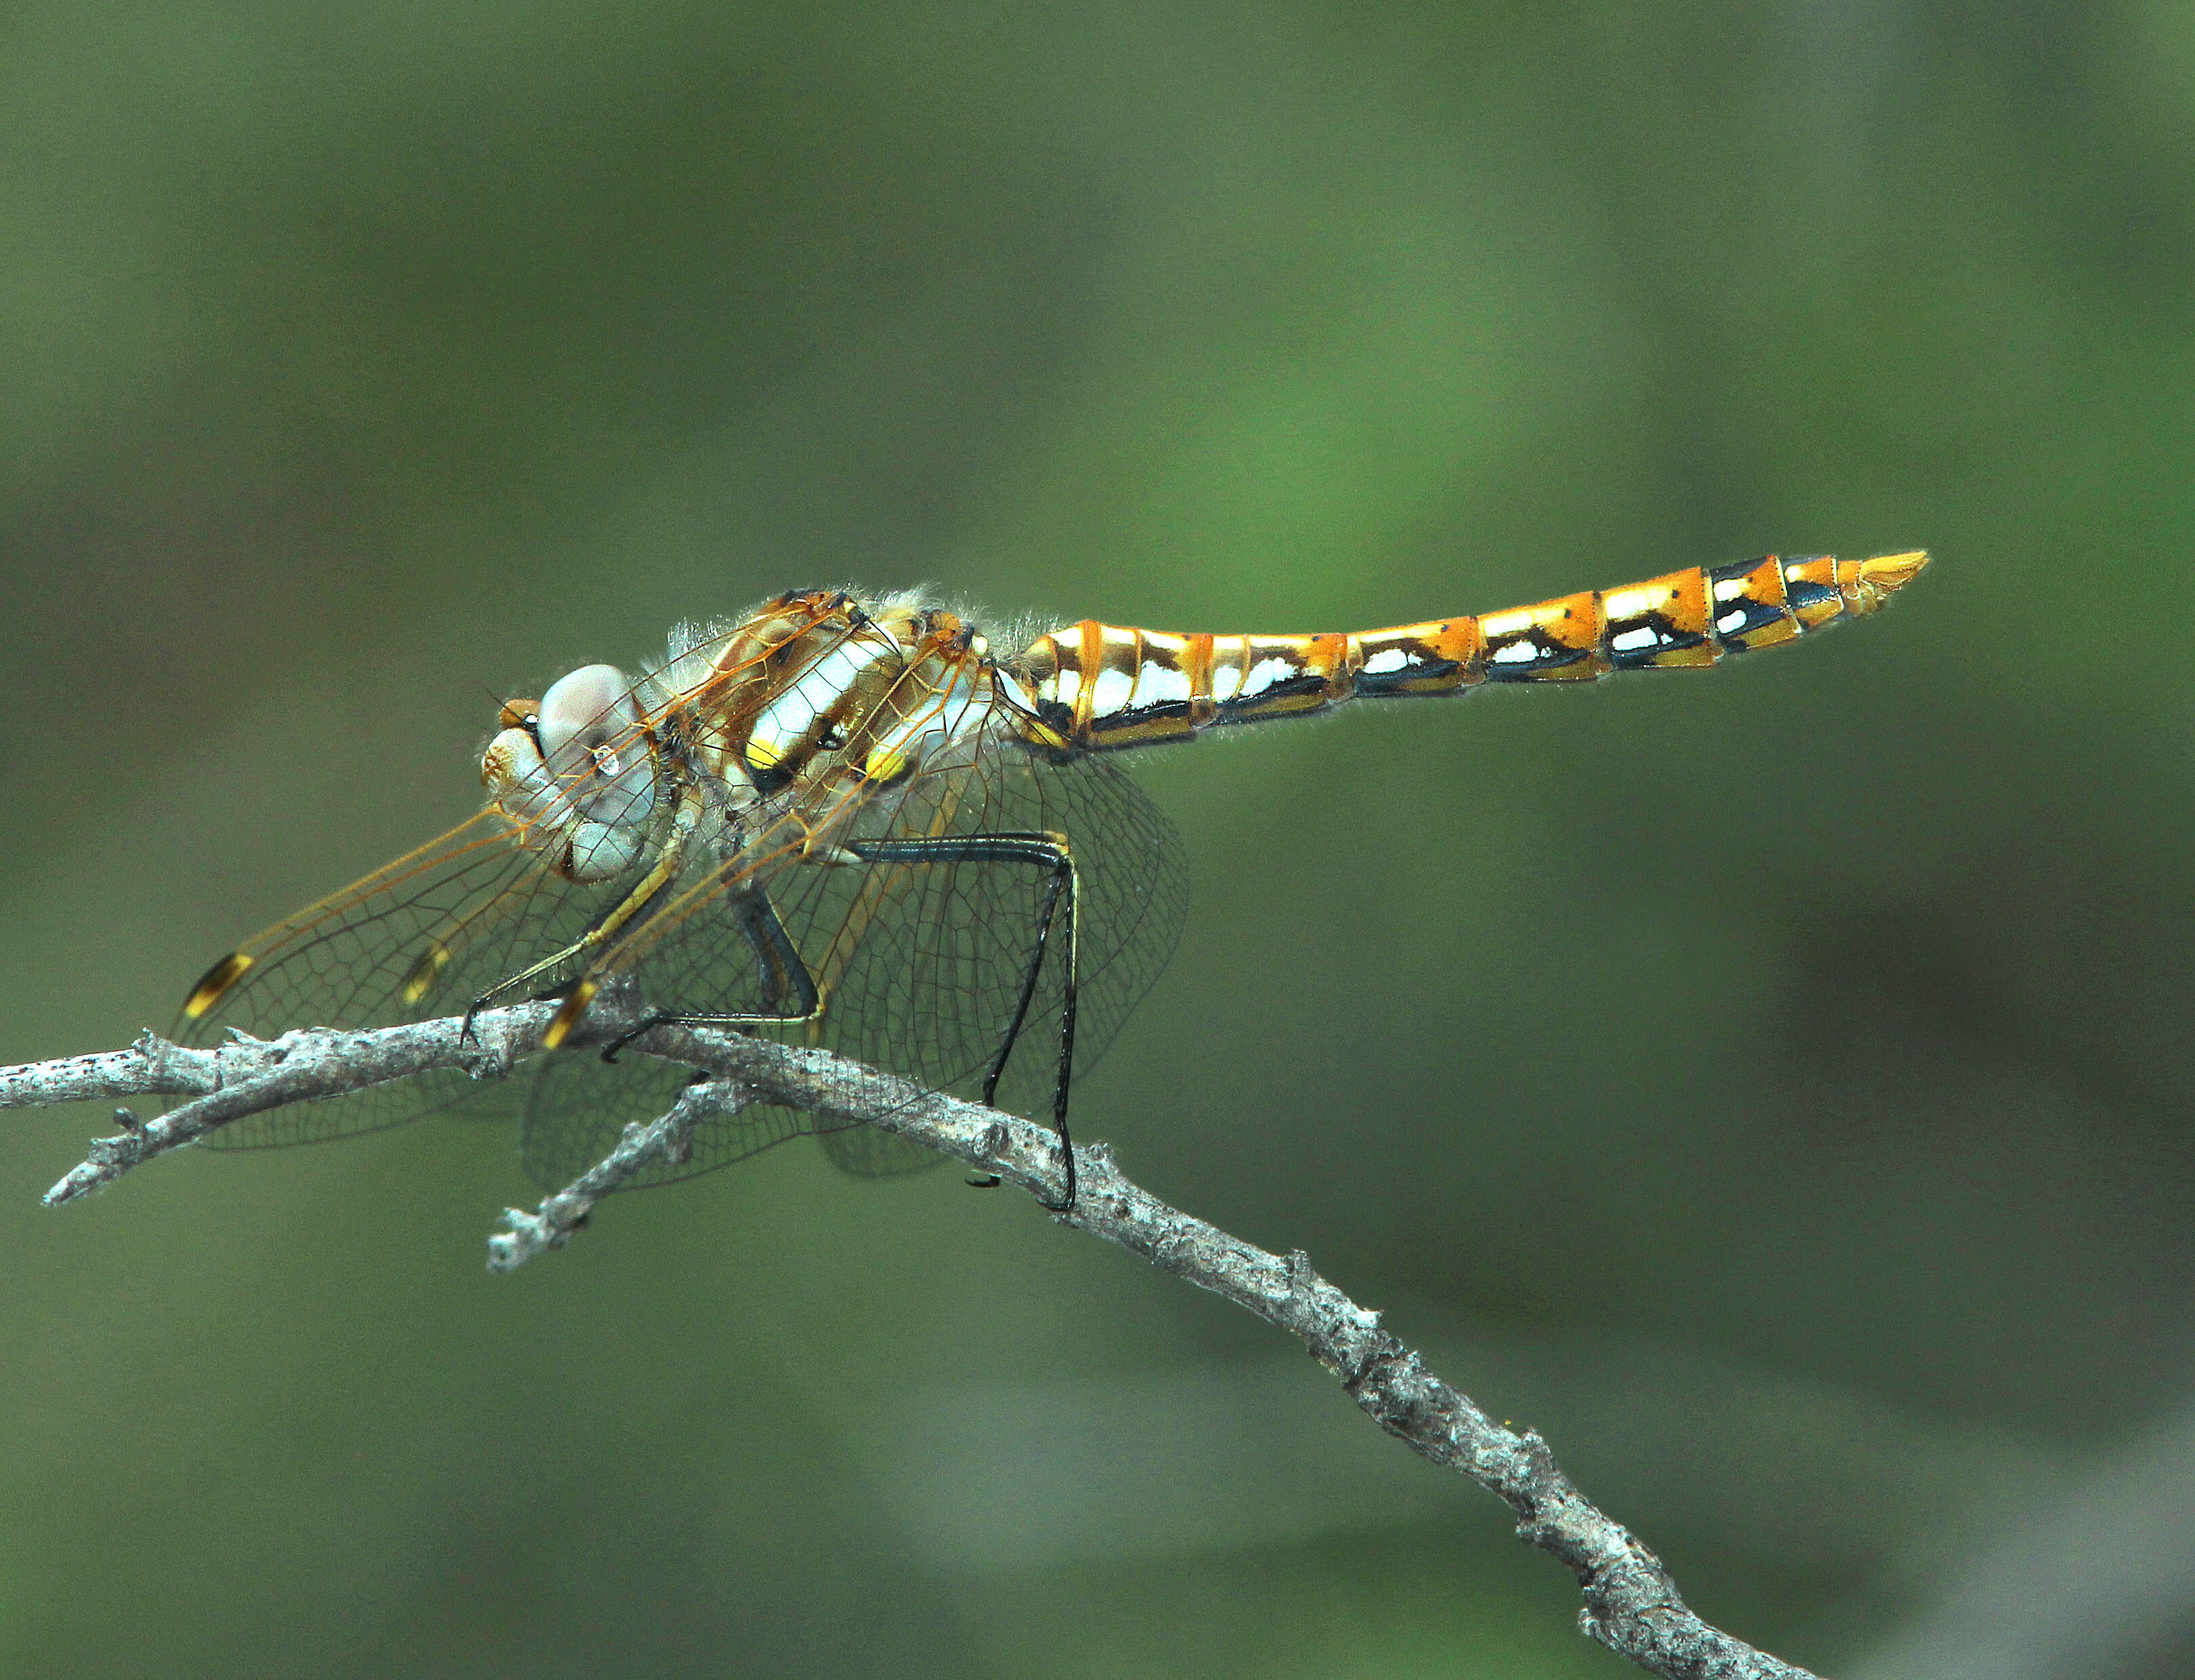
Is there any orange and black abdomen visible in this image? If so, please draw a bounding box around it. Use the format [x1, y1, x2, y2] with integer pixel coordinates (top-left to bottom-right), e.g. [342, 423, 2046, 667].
[1009, 551, 1928, 752]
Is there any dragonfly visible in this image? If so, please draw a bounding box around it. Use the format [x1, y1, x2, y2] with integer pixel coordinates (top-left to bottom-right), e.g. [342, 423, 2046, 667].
[177, 551, 1929, 1208]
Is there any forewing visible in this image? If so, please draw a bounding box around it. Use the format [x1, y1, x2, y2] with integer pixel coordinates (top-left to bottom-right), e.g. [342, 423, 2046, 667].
[164, 603, 843, 1159]
[174, 812, 639, 1147]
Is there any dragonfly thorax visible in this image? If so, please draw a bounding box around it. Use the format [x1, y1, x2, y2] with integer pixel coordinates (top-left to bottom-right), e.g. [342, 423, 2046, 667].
[706, 593, 1004, 805]
[479, 593, 1028, 885]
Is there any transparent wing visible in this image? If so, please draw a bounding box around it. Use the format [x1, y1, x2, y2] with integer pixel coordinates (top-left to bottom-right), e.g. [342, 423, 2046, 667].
[165, 596, 865, 1161]
[518, 729, 1187, 1190]
[172, 812, 649, 1148]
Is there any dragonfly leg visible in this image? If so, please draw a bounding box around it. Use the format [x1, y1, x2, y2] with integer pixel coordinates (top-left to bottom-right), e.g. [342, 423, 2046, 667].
[598, 1010, 677, 1064]
[845, 832, 1081, 1213]
[496, 782, 712, 1052]
[599, 882, 824, 1062]
[731, 880, 824, 1022]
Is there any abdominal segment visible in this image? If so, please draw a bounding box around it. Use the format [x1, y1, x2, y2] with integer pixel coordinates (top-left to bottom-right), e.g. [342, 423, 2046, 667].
[1009, 551, 1929, 752]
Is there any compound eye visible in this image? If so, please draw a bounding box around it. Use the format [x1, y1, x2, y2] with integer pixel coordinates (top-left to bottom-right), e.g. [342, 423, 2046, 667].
[536, 664, 635, 759]
[537, 663, 655, 827]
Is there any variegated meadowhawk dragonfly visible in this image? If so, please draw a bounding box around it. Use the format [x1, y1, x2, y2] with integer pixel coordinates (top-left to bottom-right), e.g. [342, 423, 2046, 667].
[178, 551, 1928, 1207]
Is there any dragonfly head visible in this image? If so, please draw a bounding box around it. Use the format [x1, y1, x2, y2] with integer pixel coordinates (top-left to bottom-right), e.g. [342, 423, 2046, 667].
[482, 663, 660, 881]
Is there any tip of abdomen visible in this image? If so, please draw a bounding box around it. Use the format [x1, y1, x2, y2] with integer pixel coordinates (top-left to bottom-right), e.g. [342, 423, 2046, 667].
[1851, 550, 1930, 610]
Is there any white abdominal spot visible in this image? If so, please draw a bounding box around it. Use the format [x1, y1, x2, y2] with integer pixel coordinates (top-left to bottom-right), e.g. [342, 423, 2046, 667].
[993, 669, 1039, 713]
[1135, 660, 1192, 705]
[1234, 655, 1296, 700]
[1361, 647, 1410, 676]
[1610, 626, 1659, 654]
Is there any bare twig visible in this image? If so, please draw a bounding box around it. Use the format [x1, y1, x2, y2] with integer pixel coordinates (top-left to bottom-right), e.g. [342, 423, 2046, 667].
[488, 1073, 749, 1271]
[9, 1018, 1818, 1680]
[16, 1007, 547, 1207]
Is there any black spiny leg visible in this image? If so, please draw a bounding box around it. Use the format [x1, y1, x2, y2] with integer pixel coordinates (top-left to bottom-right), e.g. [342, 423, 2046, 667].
[599, 1009, 677, 1064]
[847, 833, 1081, 1212]
[601, 881, 823, 1062]
[729, 880, 824, 1023]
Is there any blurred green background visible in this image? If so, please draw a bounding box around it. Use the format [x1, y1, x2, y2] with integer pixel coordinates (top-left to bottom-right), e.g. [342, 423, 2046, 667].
[5, 3, 2192, 1676]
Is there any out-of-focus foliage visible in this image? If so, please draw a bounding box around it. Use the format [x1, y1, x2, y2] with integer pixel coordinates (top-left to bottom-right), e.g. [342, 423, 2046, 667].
[4, 3, 2192, 1676]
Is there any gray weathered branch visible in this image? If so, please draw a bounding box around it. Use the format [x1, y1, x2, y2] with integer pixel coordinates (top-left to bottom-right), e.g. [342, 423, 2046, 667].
[487, 1071, 751, 1271]
[6, 1017, 1817, 1680]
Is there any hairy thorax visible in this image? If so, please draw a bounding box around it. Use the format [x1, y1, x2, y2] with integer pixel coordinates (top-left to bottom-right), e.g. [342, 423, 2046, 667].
[477, 590, 1045, 884]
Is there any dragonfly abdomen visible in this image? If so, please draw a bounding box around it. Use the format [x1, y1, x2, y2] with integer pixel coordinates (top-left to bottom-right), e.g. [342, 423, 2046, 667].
[1011, 552, 1927, 752]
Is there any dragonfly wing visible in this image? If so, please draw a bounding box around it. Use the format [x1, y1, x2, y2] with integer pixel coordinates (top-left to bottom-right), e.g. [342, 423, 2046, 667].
[784, 736, 1188, 1125]
[567, 727, 1188, 1182]
[517, 1048, 830, 1190]
[166, 603, 841, 1159]
[173, 811, 643, 1148]
[814, 1127, 946, 1179]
